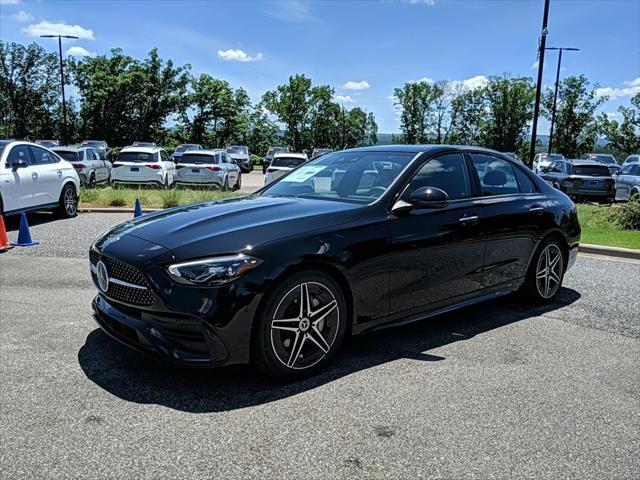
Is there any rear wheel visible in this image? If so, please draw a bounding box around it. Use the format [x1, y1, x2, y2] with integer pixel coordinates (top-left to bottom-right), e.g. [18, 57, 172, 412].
[89, 172, 97, 188]
[521, 238, 565, 304]
[253, 271, 347, 380]
[56, 184, 78, 218]
[233, 172, 242, 191]
[222, 176, 229, 191]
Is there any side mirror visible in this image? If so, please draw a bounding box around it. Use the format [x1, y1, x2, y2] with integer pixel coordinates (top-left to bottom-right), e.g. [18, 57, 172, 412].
[9, 159, 28, 170]
[393, 186, 449, 212]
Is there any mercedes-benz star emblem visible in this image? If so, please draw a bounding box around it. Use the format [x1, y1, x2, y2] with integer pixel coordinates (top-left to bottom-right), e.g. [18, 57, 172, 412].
[96, 260, 109, 292]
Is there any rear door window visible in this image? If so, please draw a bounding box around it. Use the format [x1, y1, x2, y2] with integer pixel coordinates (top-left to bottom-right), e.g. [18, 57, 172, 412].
[30, 146, 59, 165]
[470, 153, 519, 196]
[7, 145, 33, 166]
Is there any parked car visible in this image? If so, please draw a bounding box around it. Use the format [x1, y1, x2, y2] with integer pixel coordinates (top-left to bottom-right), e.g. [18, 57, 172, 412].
[613, 163, 640, 202]
[174, 149, 241, 190]
[581, 153, 620, 175]
[622, 154, 640, 165]
[170, 143, 203, 162]
[52, 146, 111, 186]
[110, 146, 175, 188]
[89, 145, 580, 380]
[311, 148, 333, 159]
[539, 159, 614, 202]
[264, 153, 308, 185]
[226, 145, 252, 173]
[132, 141, 157, 148]
[263, 146, 289, 174]
[35, 140, 60, 148]
[532, 153, 565, 173]
[80, 140, 111, 160]
[0, 140, 80, 217]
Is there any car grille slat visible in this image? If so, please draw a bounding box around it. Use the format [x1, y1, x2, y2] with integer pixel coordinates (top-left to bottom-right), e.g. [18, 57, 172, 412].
[90, 251, 155, 306]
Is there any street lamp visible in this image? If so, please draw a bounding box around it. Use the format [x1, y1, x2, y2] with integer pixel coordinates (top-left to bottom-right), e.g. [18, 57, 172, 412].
[40, 34, 79, 145]
[545, 46, 580, 154]
[529, 0, 550, 168]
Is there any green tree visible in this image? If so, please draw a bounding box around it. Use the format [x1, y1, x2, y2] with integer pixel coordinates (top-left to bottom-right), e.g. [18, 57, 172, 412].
[393, 80, 439, 143]
[446, 87, 485, 145]
[244, 104, 280, 156]
[599, 92, 640, 158]
[542, 74, 606, 158]
[0, 41, 60, 140]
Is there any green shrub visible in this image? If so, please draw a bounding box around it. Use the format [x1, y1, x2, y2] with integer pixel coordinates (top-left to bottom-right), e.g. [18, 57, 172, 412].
[251, 154, 262, 166]
[615, 201, 640, 230]
[160, 189, 181, 208]
[80, 187, 99, 204]
[106, 187, 127, 207]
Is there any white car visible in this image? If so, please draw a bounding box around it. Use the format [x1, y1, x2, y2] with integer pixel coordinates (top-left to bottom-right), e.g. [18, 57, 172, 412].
[0, 140, 80, 218]
[532, 153, 565, 173]
[264, 152, 308, 184]
[110, 146, 175, 188]
[174, 149, 241, 189]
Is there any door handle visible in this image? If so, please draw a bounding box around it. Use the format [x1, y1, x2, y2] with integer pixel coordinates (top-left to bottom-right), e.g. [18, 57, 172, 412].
[529, 206, 544, 214]
[32, 172, 38, 179]
[458, 215, 479, 225]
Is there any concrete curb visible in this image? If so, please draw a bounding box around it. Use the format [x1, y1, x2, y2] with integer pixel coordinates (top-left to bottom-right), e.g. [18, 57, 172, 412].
[79, 207, 162, 214]
[579, 243, 640, 260]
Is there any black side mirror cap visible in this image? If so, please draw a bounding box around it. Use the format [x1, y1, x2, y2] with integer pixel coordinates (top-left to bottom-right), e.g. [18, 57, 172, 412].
[9, 159, 28, 170]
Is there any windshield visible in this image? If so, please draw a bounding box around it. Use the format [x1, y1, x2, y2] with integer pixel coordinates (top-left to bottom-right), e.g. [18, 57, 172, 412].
[178, 153, 217, 164]
[227, 146, 248, 155]
[572, 165, 611, 176]
[271, 156, 307, 168]
[117, 151, 158, 163]
[589, 154, 616, 164]
[54, 150, 79, 162]
[82, 141, 105, 149]
[267, 147, 288, 158]
[175, 144, 198, 153]
[261, 151, 415, 204]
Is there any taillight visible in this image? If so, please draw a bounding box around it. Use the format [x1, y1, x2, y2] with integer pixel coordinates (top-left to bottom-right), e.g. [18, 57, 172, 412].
[206, 166, 221, 171]
[72, 163, 86, 169]
[146, 164, 161, 170]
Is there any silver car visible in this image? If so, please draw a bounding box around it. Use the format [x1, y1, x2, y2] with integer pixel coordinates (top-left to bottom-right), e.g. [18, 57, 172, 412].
[226, 145, 252, 173]
[174, 149, 241, 190]
[52, 146, 111, 186]
[532, 153, 565, 173]
[622, 154, 640, 166]
[614, 163, 640, 202]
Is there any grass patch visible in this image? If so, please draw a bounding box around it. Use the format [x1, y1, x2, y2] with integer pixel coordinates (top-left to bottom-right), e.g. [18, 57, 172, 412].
[79, 186, 239, 209]
[577, 204, 640, 249]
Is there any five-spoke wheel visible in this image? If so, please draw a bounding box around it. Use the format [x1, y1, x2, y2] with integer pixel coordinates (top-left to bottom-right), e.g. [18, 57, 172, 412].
[522, 238, 565, 303]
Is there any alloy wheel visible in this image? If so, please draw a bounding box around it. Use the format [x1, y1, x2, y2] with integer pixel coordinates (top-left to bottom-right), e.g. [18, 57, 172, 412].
[270, 281, 340, 370]
[64, 187, 77, 216]
[535, 244, 563, 299]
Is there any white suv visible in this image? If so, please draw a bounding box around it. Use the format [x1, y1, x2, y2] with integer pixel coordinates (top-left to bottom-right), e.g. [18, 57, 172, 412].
[110, 146, 175, 188]
[0, 140, 80, 218]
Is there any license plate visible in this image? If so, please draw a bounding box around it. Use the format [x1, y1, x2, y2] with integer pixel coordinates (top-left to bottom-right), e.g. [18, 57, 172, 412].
[130, 167, 139, 172]
[589, 180, 600, 186]
[191, 169, 200, 173]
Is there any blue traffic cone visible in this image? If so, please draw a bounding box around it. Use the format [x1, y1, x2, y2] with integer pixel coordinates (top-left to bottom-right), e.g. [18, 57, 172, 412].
[133, 198, 142, 218]
[11, 213, 39, 247]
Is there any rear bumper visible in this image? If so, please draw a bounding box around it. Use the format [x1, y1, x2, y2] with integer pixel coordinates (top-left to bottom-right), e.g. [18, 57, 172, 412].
[92, 295, 230, 367]
[111, 179, 164, 187]
[174, 176, 224, 187]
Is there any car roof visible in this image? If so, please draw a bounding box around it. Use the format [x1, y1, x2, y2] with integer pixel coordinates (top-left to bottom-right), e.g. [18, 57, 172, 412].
[343, 144, 522, 156]
[274, 152, 307, 159]
[120, 146, 162, 153]
[52, 146, 90, 152]
[181, 149, 225, 155]
[571, 159, 608, 166]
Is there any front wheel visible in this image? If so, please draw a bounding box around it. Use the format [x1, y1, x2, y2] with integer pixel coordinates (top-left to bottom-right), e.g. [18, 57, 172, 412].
[253, 271, 347, 380]
[56, 184, 78, 218]
[521, 239, 565, 304]
[233, 172, 242, 191]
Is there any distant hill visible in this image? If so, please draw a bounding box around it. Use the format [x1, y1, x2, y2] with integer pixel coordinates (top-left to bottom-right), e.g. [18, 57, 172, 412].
[375, 133, 608, 147]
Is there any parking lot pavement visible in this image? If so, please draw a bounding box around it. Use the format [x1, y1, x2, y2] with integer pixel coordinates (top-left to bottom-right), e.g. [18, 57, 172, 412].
[241, 170, 265, 193]
[1, 215, 639, 479]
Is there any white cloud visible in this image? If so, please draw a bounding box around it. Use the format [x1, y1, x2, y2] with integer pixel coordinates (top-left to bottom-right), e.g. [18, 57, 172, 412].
[343, 80, 370, 91]
[23, 21, 95, 39]
[0, 0, 21, 5]
[450, 75, 489, 92]
[531, 60, 539, 70]
[10, 10, 33, 22]
[66, 46, 95, 57]
[217, 48, 263, 62]
[595, 77, 640, 100]
[401, 0, 436, 4]
[269, 1, 318, 22]
[335, 95, 353, 103]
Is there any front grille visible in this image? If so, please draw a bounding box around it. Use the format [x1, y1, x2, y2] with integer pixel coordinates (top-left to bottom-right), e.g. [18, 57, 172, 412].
[90, 250, 155, 306]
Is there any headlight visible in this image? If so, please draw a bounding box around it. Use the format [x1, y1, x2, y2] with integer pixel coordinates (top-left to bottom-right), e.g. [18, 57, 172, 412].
[166, 254, 262, 285]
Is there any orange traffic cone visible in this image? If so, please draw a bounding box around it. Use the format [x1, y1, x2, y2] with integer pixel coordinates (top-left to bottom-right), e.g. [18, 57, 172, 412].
[0, 215, 13, 252]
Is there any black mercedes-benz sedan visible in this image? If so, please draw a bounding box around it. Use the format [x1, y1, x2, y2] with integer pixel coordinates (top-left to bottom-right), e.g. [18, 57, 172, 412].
[90, 145, 581, 379]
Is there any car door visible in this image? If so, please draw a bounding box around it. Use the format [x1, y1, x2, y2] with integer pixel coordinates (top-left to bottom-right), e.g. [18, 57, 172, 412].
[224, 153, 239, 184]
[467, 152, 548, 288]
[2, 144, 39, 211]
[29, 145, 64, 205]
[387, 152, 486, 319]
[160, 150, 173, 183]
[92, 148, 109, 182]
[614, 164, 633, 201]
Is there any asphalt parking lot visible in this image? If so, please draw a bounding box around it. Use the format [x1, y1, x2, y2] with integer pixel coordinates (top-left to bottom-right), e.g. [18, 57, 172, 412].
[1, 213, 639, 478]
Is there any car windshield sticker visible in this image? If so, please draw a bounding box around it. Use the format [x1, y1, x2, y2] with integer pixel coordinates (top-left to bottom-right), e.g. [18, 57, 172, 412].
[282, 165, 326, 182]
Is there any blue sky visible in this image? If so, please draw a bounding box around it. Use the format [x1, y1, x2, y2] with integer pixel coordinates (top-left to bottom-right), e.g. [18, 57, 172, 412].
[1, 0, 639, 133]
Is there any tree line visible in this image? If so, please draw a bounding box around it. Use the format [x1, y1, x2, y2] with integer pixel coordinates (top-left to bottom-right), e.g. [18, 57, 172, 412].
[1, 40, 638, 159]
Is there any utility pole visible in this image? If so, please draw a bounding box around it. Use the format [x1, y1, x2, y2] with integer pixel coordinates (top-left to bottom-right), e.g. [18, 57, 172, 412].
[528, 0, 550, 168]
[40, 34, 79, 145]
[545, 46, 580, 154]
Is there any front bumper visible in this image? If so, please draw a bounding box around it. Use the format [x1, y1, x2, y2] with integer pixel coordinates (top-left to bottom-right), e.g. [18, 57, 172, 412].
[92, 295, 230, 367]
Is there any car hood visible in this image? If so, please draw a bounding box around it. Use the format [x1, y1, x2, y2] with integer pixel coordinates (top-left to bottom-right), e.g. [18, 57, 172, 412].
[97, 195, 366, 260]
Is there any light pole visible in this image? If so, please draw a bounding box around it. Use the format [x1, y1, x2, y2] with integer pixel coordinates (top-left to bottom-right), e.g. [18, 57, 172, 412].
[40, 34, 79, 145]
[529, 0, 550, 168]
[545, 46, 579, 154]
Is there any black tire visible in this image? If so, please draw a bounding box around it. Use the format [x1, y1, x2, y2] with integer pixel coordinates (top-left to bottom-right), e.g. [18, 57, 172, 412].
[89, 172, 97, 188]
[521, 238, 565, 304]
[233, 172, 242, 191]
[222, 176, 229, 191]
[56, 183, 78, 218]
[252, 270, 347, 380]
